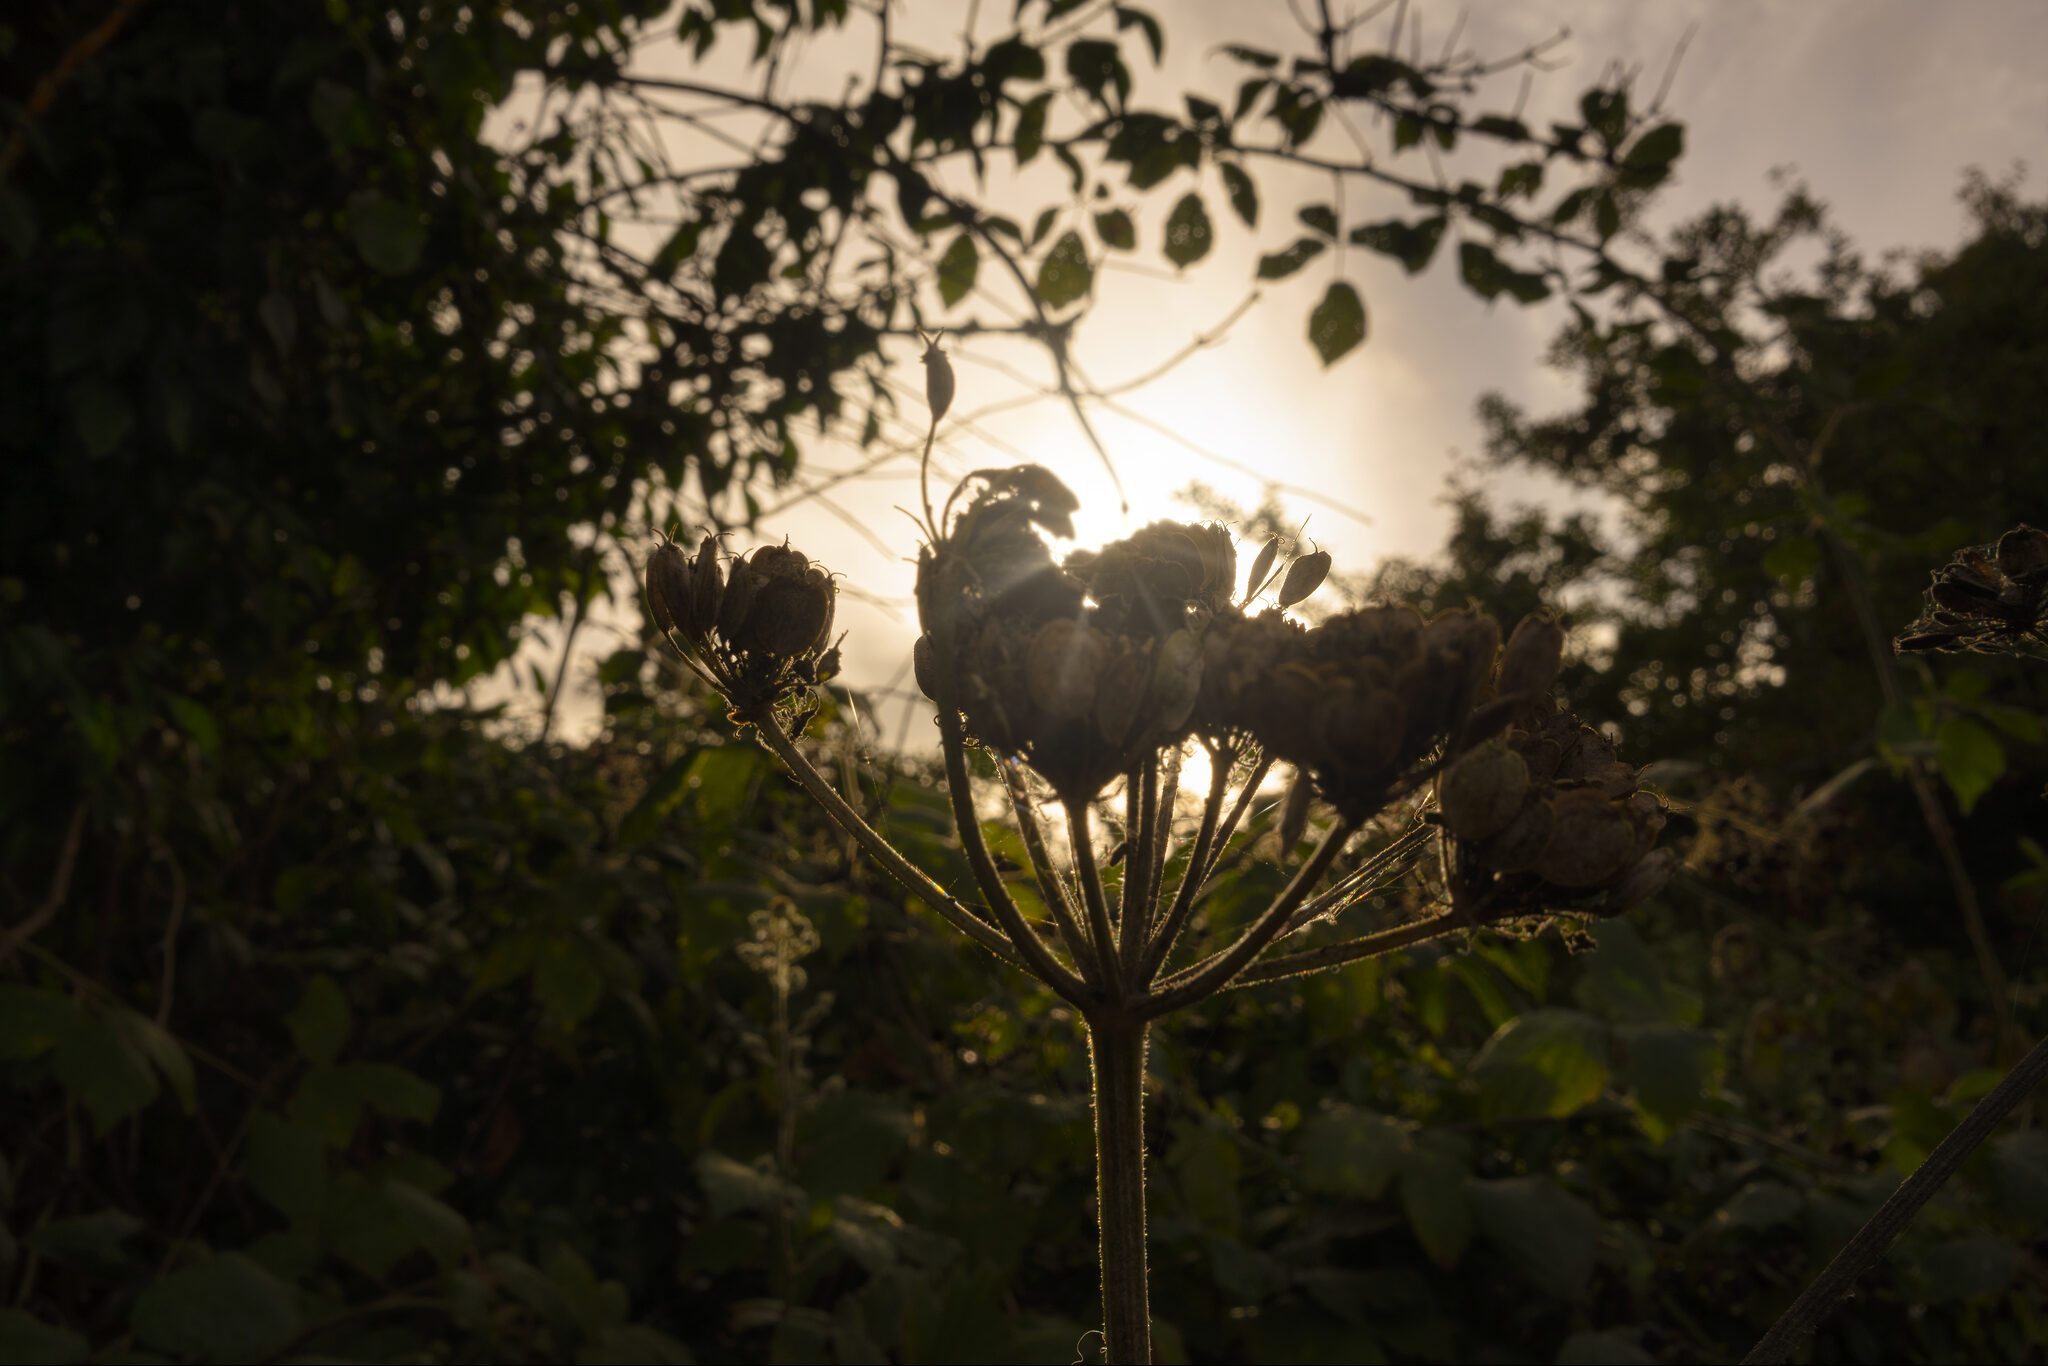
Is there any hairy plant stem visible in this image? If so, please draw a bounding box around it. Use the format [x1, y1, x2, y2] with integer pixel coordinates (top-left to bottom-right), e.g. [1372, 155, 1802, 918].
[1087, 1016, 1151, 1365]
[1744, 1030, 2048, 1363]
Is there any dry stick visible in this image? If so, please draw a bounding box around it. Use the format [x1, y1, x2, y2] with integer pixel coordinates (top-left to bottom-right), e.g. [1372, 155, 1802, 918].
[1067, 805, 1125, 994]
[935, 710, 1091, 1002]
[744, 706, 1025, 969]
[1140, 748, 1234, 983]
[1142, 820, 1354, 1018]
[0, 804, 88, 965]
[1002, 765, 1104, 989]
[1743, 1031, 2048, 1364]
[0, 0, 151, 189]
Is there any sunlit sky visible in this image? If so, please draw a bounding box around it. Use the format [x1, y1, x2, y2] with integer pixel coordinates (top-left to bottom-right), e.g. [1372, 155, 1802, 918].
[493, 1, 2046, 745]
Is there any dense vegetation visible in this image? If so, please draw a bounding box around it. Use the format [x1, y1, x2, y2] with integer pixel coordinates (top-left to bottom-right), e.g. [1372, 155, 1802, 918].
[2, 1, 2043, 1362]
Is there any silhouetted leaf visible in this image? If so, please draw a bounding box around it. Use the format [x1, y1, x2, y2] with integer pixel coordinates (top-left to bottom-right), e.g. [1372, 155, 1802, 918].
[1307, 283, 1365, 365]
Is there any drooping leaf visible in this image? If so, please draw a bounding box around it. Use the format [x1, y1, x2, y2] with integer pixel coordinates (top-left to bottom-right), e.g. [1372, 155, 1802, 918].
[1937, 716, 2004, 813]
[132, 1254, 304, 1361]
[1307, 282, 1366, 365]
[1161, 192, 1212, 269]
[936, 232, 980, 306]
[1036, 230, 1093, 309]
[1470, 1009, 1610, 1120]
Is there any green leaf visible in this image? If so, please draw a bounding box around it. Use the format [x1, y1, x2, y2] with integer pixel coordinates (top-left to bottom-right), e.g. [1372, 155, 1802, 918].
[70, 376, 134, 458]
[696, 1151, 801, 1218]
[0, 985, 81, 1060]
[1036, 230, 1093, 309]
[1397, 1150, 1471, 1266]
[1112, 5, 1164, 62]
[245, 1112, 328, 1220]
[1986, 1130, 2048, 1224]
[1471, 1009, 1611, 1120]
[1308, 281, 1366, 365]
[1298, 203, 1339, 238]
[347, 190, 425, 276]
[132, 1253, 303, 1361]
[1905, 1233, 2020, 1302]
[936, 232, 979, 307]
[1617, 1024, 1721, 1142]
[1014, 92, 1051, 166]
[25, 1209, 141, 1269]
[1763, 534, 1821, 586]
[0, 1309, 88, 1365]
[1470, 1177, 1600, 1300]
[1350, 218, 1446, 274]
[1168, 1124, 1241, 1233]
[287, 973, 351, 1065]
[1622, 122, 1685, 171]
[1937, 716, 2004, 813]
[1298, 1104, 1404, 1198]
[1708, 1180, 1803, 1233]
[1255, 237, 1326, 280]
[1575, 918, 1700, 1025]
[1161, 192, 1213, 269]
[1093, 209, 1135, 251]
[1219, 162, 1258, 227]
[53, 1009, 159, 1135]
[535, 937, 606, 1028]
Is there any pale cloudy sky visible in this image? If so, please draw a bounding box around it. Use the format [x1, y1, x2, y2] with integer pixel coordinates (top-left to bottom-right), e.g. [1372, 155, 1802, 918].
[502, 1, 2047, 744]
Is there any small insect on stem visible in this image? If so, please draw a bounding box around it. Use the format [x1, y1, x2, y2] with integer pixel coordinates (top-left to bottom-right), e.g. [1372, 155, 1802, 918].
[918, 329, 954, 544]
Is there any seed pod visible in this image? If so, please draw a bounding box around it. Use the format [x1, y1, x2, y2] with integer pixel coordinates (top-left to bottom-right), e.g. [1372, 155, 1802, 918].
[1026, 620, 1106, 720]
[645, 540, 692, 635]
[1534, 789, 1637, 889]
[1996, 524, 2048, 578]
[1246, 535, 1280, 601]
[718, 555, 761, 639]
[1094, 650, 1147, 747]
[1277, 550, 1332, 608]
[1439, 741, 1531, 841]
[1606, 847, 1678, 914]
[913, 634, 943, 701]
[1579, 760, 1639, 800]
[1278, 768, 1314, 850]
[690, 535, 724, 636]
[1318, 689, 1402, 774]
[737, 571, 833, 657]
[1476, 795, 1554, 873]
[1496, 613, 1565, 704]
[921, 333, 955, 425]
[1148, 629, 1204, 733]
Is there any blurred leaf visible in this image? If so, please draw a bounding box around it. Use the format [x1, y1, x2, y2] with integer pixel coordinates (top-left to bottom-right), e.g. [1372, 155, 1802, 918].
[132, 1253, 303, 1361]
[1553, 1329, 1655, 1365]
[0, 1310, 88, 1365]
[1471, 1009, 1610, 1120]
[0, 985, 81, 1060]
[1397, 1150, 1471, 1266]
[287, 973, 352, 1065]
[1937, 717, 2004, 813]
[937, 232, 979, 306]
[1256, 237, 1326, 280]
[1470, 1177, 1599, 1300]
[347, 190, 425, 275]
[1035, 230, 1092, 309]
[1093, 209, 1136, 251]
[25, 1209, 141, 1269]
[1162, 192, 1213, 268]
[696, 1152, 800, 1218]
[1904, 1233, 2021, 1302]
[1986, 1130, 2048, 1224]
[1617, 1023, 1721, 1141]
[53, 1009, 159, 1135]
[1308, 282, 1366, 365]
[1297, 1104, 1404, 1198]
[1168, 1124, 1241, 1233]
[245, 1112, 328, 1220]
[1219, 162, 1258, 226]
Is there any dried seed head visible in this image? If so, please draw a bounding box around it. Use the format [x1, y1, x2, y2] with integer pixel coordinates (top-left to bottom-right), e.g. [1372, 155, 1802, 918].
[1534, 789, 1638, 888]
[1147, 628, 1205, 733]
[1093, 649, 1147, 747]
[646, 539, 693, 636]
[1025, 619, 1107, 720]
[1476, 796, 1555, 874]
[1439, 741, 1532, 840]
[1277, 550, 1332, 608]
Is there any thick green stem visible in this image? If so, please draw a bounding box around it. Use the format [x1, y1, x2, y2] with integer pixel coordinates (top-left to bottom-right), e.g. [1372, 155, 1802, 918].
[1088, 1018, 1152, 1365]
